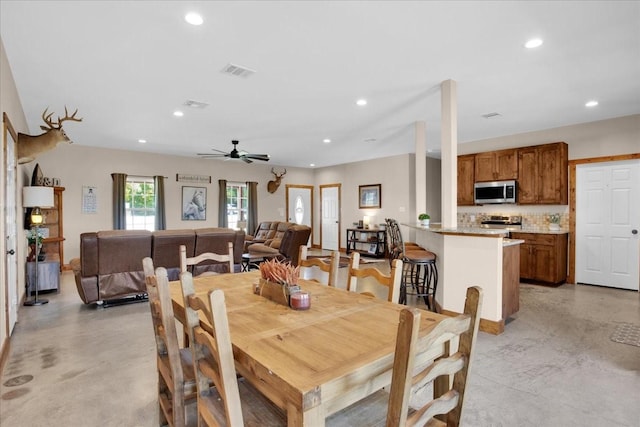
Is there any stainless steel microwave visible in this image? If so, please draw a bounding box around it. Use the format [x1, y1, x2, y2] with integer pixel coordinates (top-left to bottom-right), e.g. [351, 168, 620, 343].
[474, 180, 517, 204]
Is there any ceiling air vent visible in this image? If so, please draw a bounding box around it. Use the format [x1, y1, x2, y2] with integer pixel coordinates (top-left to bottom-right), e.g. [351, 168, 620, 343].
[184, 100, 209, 109]
[221, 63, 256, 78]
[482, 112, 502, 119]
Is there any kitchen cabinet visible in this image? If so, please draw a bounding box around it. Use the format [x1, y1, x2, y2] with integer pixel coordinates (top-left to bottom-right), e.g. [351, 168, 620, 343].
[517, 142, 568, 204]
[41, 186, 65, 270]
[474, 149, 518, 182]
[511, 232, 567, 284]
[457, 154, 475, 205]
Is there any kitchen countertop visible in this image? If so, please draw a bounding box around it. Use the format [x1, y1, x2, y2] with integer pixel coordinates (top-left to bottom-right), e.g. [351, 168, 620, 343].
[503, 238, 525, 247]
[406, 223, 569, 235]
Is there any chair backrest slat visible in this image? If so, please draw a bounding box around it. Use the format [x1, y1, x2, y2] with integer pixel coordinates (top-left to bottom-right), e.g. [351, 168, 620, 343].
[180, 242, 234, 275]
[298, 245, 339, 287]
[347, 252, 403, 302]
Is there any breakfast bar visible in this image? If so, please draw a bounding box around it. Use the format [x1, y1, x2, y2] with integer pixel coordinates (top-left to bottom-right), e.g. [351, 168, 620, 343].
[404, 223, 523, 334]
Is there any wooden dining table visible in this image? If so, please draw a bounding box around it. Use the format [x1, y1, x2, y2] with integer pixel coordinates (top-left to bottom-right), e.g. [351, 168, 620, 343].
[169, 270, 449, 427]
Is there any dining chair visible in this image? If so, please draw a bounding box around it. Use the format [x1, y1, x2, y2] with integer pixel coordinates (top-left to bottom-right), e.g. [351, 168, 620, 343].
[328, 286, 483, 427]
[347, 251, 403, 303]
[142, 258, 197, 427]
[298, 245, 339, 287]
[179, 271, 286, 426]
[179, 242, 234, 277]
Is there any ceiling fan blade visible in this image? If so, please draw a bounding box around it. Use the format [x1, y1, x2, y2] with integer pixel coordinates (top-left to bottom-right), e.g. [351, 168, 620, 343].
[197, 153, 227, 157]
[241, 157, 253, 164]
[210, 148, 229, 154]
[244, 154, 270, 161]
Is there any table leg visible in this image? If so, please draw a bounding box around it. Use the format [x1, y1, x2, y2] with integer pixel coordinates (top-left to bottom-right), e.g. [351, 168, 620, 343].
[287, 402, 324, 427]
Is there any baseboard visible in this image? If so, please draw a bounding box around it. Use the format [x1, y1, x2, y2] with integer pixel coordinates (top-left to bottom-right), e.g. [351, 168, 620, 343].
[439, 308, 505, 335]
[0, 336, 10, 376]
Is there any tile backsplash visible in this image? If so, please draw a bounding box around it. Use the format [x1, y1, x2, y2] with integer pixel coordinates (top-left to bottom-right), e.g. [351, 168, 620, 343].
[458, 207, 569, 229]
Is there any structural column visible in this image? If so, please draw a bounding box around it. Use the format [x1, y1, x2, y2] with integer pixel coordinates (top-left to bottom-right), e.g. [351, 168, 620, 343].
[414, 121, 426, 218]
[441, 79, 457, 228]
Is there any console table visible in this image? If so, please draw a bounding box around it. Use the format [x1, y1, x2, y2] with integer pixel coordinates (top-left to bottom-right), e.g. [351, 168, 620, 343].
[26, 260, 60, 294]
[346, 228, 386, 258]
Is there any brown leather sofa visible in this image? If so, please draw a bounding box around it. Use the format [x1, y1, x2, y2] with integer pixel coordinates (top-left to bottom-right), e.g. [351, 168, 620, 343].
[245, 225, 312, 266]
[244, 221, 295, 252]
[70, 228, 244, 305]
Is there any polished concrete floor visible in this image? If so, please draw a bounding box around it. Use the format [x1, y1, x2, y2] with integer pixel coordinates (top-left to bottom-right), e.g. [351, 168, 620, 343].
[1, 266, 639, 426]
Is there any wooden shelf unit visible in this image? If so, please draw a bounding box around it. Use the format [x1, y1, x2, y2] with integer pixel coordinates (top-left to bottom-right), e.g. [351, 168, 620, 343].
[345, 228, 386, 258]
[41, 186, 65, 270]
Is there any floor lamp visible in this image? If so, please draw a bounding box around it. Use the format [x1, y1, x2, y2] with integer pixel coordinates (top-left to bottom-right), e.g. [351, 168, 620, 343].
[23, 186, 54, 306]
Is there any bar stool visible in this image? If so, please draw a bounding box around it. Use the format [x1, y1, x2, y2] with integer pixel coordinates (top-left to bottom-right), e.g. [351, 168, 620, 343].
[385, 218, 438, 311]
[400, 248, 438, 311]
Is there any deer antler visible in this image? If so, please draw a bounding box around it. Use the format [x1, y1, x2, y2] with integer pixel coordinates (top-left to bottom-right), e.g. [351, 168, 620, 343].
[57, 106, 83, 126]
[40, 108, 57, 131]
[39, 106, 82, 131]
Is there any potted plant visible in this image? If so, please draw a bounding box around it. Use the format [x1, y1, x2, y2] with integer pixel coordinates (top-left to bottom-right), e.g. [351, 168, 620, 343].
[26, 228, 46, 262]
[418, 213, 430, 227]
[548, 213, 561, 231]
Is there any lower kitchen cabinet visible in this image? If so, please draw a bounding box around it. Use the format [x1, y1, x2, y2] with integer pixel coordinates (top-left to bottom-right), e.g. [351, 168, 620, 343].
[511, 232, 568, 285]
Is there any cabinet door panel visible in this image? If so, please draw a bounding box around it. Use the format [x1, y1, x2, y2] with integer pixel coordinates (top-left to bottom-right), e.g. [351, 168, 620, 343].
[474, 152, 496, 182]
[538, 144, 568, 204]
[495, 149, 518, 180]
[457, 155, 475, 205]
[533, 244, 556, 283]
[517, 148, 538, 204]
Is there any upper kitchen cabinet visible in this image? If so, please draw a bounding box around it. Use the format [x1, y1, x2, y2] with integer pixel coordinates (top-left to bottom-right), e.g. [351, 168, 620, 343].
[474, 149, 518, 182]
[518, 142, 568, 205]
[457, 154, 475, 205]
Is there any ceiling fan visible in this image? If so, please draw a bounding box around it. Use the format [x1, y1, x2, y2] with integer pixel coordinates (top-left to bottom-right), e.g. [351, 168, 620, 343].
[197, 140, 270, 163]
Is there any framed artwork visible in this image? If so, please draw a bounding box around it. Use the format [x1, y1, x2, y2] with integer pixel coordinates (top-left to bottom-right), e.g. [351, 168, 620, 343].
[359, 184, 381, 209]
[182, 186, 207, 220]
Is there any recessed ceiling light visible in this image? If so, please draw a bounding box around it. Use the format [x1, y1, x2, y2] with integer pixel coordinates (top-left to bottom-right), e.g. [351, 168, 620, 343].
[323, 138, 331, 144]
[185, 12, 203, 26]
[173, 110, 184, 117]
[310, 163, 315, 167]
[525, 38, 543, 49]
[138, 139, 147, 144]
[585, 100, 599, 107]
[356, 99, 367, 106]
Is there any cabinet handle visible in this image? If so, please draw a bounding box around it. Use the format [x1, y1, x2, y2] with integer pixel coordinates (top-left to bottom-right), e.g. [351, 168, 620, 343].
[632, 229, 638, 235]
[6, 249, 15, 255]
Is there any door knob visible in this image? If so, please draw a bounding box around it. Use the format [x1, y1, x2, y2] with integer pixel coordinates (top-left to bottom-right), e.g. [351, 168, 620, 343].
[632, 229, 638, 235]
[6, 249, 15, 255]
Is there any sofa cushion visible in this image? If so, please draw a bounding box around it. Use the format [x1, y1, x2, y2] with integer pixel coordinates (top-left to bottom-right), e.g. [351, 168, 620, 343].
[97, 230, 152, 274]
[247, 243, 280, 255]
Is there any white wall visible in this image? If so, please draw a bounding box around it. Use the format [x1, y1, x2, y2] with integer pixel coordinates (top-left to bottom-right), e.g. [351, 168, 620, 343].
[313, 154, 414, 249]
[458, 114, 640, 160]
[31, 144, 315, 263]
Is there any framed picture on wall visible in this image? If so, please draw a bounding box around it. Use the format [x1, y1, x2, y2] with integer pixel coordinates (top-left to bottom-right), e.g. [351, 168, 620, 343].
[359, 184, 381, 209]
[182, 186, 207, 220]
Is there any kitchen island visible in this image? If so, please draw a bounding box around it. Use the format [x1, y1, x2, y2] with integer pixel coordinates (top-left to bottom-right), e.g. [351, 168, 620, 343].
[403, 223, 523, 335]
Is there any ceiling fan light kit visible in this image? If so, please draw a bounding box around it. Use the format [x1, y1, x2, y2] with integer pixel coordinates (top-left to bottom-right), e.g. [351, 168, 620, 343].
[198, 140, 270, 163]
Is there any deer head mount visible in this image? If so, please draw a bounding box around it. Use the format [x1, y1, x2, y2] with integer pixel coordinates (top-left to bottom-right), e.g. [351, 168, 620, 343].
[267, 168, 287, 193]
[17, 107, 82, 164]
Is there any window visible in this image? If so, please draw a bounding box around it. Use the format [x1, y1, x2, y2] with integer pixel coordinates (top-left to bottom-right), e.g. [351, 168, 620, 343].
[125, 176, 156, 231]
[226, 182, 247, 231]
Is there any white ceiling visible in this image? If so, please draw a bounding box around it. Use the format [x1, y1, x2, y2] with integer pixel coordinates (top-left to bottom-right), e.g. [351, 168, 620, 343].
[1, 1, 639, 168]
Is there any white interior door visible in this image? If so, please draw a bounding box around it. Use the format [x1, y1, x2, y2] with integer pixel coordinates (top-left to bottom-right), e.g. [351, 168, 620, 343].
[576, 160, 640, 290]
[321, 185, 340, 250]
[286, 185, 312, 246]
[3, 118, 19, 335]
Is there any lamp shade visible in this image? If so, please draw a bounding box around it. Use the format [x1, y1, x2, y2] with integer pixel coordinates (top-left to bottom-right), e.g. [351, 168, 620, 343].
[23, 186, 54, 208]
